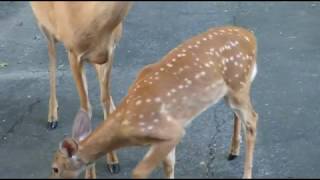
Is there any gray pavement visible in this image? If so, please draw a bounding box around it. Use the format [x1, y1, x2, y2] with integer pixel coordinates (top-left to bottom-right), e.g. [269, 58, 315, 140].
[0, 1, 320, 178]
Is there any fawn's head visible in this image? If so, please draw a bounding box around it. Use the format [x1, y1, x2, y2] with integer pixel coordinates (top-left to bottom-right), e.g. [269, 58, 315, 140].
[49, 110, 92, 179]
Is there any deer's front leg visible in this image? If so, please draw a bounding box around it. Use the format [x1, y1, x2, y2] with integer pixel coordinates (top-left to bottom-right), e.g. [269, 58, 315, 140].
[68, 51, 94, 178]
[68, 51, 92, 116]
[94, 62, 120, 174]
[42, 26, 59, 129]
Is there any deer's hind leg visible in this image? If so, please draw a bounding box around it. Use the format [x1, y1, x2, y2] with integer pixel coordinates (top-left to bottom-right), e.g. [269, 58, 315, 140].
[162, 148, 176, 179]
[224, 96, 242, 160]
[226, 86, 258, 179]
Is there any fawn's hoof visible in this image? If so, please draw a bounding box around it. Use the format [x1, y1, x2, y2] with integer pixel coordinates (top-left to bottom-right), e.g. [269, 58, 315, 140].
[227, 154, 238, 161]
[47, 121, 58, 129]
[107, 163, 120, 174]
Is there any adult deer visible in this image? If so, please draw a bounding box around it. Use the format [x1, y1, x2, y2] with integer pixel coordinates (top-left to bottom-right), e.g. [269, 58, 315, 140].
[30, 1, 132, 175]
[50, 26, 259, 179]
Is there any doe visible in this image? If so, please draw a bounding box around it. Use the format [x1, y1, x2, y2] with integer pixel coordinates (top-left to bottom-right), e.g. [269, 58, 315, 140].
[30, 1, 132, 176]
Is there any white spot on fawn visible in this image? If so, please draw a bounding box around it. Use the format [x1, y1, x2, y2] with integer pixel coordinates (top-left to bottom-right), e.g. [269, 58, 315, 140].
[167, 63, 173, 67]
[155, 97, 161, 102]
[184, 78, 192, 84]
[139, 122, 145, 126]
[136, 100, 142, 105]
[167, 116, 173, 122]
[122, 120, 130, 126]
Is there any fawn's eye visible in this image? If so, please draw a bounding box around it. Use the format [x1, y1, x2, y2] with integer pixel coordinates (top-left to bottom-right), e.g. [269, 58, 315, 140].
[52, 167, 59, 174]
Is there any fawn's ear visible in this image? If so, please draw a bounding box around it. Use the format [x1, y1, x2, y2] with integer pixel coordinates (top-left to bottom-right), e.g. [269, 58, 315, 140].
[72, 109, 92, 141]
[59, 138, 78, 157]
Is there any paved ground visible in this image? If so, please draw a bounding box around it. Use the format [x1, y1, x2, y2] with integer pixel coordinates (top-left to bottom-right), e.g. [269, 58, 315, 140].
[0, 1, 320, 179]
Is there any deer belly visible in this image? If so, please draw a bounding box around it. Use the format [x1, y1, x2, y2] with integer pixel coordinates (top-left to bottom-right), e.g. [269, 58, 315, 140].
[163, 81, 228, 128]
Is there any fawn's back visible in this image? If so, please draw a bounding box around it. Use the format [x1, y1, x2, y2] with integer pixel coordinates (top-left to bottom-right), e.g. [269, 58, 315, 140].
[116, 26, 257, 139]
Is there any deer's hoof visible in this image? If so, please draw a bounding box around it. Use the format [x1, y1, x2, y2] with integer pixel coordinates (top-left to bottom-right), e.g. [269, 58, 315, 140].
[227, 154, 238, 161]
[47, 121, 58, 130]
[107, 163, 120, 174]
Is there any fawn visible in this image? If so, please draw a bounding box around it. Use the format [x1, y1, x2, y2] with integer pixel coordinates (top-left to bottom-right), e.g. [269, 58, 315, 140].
[30, 2, 132, 175]
[49, 25, 258, 178]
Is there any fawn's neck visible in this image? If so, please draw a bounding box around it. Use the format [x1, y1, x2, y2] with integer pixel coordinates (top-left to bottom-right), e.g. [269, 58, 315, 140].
[77, 113, 128, 164]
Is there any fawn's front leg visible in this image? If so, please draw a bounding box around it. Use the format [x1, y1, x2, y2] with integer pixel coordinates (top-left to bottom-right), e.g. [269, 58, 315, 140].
[132, 140, 179, 179]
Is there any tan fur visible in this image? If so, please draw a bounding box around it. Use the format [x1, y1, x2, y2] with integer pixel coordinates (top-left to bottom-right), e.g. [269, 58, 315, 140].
[30, 1, 132, 178]
[50, 26, 258, 179]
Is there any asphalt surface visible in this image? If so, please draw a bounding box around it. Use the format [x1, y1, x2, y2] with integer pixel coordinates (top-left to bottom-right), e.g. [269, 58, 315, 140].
[1, 1, 320, 179]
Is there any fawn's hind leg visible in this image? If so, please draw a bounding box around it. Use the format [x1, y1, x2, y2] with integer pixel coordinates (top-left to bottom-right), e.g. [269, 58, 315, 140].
[226, 88, 258, 179]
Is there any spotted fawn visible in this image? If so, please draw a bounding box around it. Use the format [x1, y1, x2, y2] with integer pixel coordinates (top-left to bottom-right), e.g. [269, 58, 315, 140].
[50, 25, 258, 179]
